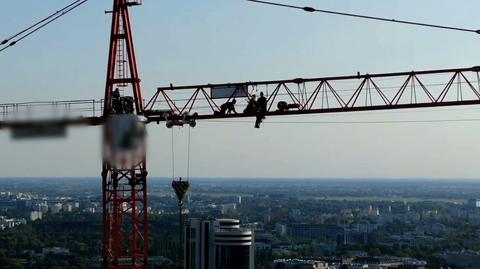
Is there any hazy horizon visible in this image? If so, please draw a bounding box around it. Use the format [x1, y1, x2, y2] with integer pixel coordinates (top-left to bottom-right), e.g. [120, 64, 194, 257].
[0, 177, 479, 183]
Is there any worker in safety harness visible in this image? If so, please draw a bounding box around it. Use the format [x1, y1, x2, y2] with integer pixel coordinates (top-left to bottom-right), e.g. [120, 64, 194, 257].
[244, 94, 257, 114]
[112, 88, 123, 114]
[216, 98, 238, 115]
[255, 92, 267, 128]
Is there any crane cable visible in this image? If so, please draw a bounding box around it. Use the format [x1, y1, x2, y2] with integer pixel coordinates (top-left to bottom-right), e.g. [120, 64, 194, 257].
[171, 127, 192, 180]
[204, 118, 480, 125]
[171, 128, 175, 180]
[0, 0, 90, 53]
[186, 127, 192, 180]
[246, 0, 480, 35]
[1, 0, 84, 45]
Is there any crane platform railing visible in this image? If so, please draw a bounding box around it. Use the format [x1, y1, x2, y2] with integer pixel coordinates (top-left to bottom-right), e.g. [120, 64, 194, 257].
[0, 99, 104, 130]
[0, 99, 103, 121]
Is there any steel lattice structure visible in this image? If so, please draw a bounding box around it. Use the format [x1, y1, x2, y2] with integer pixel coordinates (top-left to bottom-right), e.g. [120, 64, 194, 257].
[144, 66, 480, 123]
[2, 66, 480, 129]
[102, 0, 147, 268]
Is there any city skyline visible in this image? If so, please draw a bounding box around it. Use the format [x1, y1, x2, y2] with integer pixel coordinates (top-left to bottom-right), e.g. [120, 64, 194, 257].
[0, 177, 477, 268]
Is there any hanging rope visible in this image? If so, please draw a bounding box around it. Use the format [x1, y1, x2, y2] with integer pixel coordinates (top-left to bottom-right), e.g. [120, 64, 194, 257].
[477, 72, 480, 93]
[171, 128, 175, 179]
[186, 127, 192, 180]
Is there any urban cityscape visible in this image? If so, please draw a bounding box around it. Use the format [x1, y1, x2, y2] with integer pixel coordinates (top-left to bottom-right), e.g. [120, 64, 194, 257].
[1, 178, 480, 268]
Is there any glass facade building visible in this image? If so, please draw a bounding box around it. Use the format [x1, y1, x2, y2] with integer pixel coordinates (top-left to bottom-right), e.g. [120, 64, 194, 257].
[185, 218, 254, 269]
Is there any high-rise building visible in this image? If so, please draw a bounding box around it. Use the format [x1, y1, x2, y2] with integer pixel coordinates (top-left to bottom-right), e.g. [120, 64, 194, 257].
[62, 204, 73, 212]
[275, 223, 287, 236]
[185, 218, 254, 269]
[468, 199, 480, 209]
[29, 211, 42, 221]
[38, 203, 49, 214]
[51, 203, 62, 214]
[185, 219, 212, 269]
[214, 219, 254, 269]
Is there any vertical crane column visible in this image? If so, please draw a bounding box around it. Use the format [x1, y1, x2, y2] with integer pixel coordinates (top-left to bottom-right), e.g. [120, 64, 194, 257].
[102, 1, 147, 269]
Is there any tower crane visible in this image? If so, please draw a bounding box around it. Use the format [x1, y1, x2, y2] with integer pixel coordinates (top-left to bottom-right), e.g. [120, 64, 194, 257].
[1, 0, 480, 268]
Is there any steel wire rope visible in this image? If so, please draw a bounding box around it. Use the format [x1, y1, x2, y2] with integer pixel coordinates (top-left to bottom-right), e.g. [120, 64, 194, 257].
[246, 0, 480, 34]
[0, 0, 90, 53]
[202, 118, 480, 125]
[1, 0, 84, 45]
[171, 128, 175, 180]
[187, 127, 192, 180]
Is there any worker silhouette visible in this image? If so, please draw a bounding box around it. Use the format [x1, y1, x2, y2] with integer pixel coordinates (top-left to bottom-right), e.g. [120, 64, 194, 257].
[243, 94, 257, 114]
[255, 92, 267, 128]
[257, 92, 267, 113]
[216, 99, 237, 115]
[113, 88, 121, 99]
[112, 88, 123, 114]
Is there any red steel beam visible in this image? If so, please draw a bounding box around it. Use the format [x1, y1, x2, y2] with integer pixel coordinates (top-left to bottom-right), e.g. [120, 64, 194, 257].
[102, 1, 148, 269]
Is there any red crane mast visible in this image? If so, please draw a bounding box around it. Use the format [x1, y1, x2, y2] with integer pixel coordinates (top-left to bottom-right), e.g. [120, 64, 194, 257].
[102, 0, 147, 268]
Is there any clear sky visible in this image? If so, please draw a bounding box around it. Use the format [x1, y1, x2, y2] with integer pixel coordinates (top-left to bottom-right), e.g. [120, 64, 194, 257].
[1, 0, 480, 179]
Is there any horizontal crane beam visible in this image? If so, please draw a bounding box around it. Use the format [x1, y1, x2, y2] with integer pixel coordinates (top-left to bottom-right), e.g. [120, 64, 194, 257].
[145, 100, 480, 123]
[2, 66, 480, 130]
[146, 66, 480, 125]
